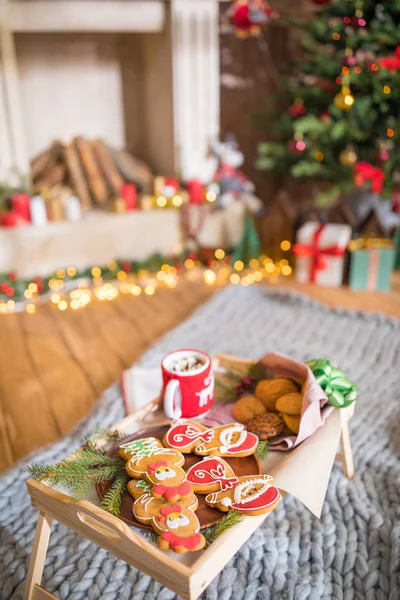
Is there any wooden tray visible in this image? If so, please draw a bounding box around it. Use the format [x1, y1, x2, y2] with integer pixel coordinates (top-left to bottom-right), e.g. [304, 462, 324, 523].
[24, 353, 355, 600]
[96, 425, 261, 530]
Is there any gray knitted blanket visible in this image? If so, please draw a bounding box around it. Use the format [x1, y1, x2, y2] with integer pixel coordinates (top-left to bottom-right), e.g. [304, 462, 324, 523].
[1, 286, 399, 600]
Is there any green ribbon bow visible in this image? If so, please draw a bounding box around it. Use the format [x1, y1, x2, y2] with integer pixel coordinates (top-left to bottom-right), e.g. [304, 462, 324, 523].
[306, 359, 358, 408]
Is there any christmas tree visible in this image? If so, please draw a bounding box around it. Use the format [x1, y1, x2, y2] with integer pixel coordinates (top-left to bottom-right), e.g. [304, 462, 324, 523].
[256, 0, 400, 206]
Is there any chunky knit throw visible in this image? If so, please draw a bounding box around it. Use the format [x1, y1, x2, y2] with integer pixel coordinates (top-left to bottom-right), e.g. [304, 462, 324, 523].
[1, 286, 399, 600]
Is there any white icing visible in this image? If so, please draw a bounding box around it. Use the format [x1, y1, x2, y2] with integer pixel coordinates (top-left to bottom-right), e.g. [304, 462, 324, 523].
[166, 514, 190, 529]
[154, 467, 176, 481]
[219, 425, 247, 452]
[221, 497, 232, 507]
[233, 478, 271, 505]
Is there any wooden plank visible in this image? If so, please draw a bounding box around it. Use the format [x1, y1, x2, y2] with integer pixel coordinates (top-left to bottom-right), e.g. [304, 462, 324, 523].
[0, 311, 61, 467]
[31, 585, 57, 600]
[19, 304, 96, 436]
[9, 1, 165, 33]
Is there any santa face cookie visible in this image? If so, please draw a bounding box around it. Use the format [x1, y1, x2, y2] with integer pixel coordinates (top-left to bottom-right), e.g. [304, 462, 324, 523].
[205, 474, 281, 516]
[133, 494, 205, 554]
[164, 420, 258, 457]
[118, 437, 164, 461]
[186, 456, 239, 494]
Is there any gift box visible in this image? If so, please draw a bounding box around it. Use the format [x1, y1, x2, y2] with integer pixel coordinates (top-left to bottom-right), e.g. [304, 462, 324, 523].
[293, 222, 352, 287]
[348, 238, 395, 292]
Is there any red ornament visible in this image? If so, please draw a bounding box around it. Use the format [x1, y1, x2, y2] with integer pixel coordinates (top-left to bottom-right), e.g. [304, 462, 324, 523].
[376, 150, 390, 163]
[175, 262, 184, 271]
[0, 283, 8, 293]
[379, 46, 400, 71]
[353, 162, 385, 194]
[121, 261, 132, 272]
[289, 102, 306, 118]
[187, 252, 197, 261]
[6, 288, 15, 297]
[121, 183, 137, 211]
[187, 179, 205, 205]
[0, 211, 24, 228]
[8, 272, 17, 282]
[287, 138, 306, 154]
[342, 55, 357, 67]
[34, 276, 44, 293]
[11, 193, 31, 222]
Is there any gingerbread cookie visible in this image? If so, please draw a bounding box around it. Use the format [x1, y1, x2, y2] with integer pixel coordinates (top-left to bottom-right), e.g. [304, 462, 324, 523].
[232, 396, 266, 424]
[246, 412, 284, 440]
[255, 378, 298, 412]
[283, 414, 301, 434]
[186, 456, 239, 494]
[133, 493, 205, 553]
[205, 474, 281, 516]
[163, 420, 214, 453]
[123, 448, 191, 502]
[118, 437, 163, 461]
[276, 392, 302, 416]
[164, 420, 258, 457]
[127, 478, 152, 500]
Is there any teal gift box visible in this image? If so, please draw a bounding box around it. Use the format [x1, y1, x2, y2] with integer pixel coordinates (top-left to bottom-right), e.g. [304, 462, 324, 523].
[349, 239, 395, 292]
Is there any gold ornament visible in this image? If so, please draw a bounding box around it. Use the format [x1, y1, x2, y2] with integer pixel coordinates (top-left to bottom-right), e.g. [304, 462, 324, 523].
[334, 87, 354, 111]
[339, 145, 357, 166]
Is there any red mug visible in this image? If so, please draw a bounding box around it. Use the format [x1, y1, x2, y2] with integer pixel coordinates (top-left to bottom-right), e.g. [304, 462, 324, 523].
[161, 349, 214, 419]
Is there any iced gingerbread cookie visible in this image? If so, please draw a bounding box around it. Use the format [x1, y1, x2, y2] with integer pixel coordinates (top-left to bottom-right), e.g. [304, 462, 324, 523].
[133, 494, 205, 553]
[118, 437, 163, 461]
[164, 420, 258, 457]
[186, 456, 239, 494]
[123, 448, 192, 502]
[127, 478, 152, 500]
[205, 474, 281, 516]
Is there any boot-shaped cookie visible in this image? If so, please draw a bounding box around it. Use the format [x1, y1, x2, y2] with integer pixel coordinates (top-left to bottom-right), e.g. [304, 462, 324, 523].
[205, 474, 281, 516]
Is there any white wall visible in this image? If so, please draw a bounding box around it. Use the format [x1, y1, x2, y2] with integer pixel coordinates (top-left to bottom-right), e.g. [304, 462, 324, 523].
[15, 33, 126, 157]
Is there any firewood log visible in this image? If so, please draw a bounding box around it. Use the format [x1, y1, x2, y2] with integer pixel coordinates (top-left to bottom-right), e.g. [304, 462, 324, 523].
[31, 141, 63, 181]
[74, 137, 109, 206]
[108, 146, 153, 193]
[34, 164, 66, 191]
[64, 142, 92, 211]
[92, 139, 125, 195]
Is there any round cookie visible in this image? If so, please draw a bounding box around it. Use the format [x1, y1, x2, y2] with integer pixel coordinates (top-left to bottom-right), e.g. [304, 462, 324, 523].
[246, 412, 284, 440]
[255, 378, 298, 412]
[276, 392, 303, 416]
[232, 396, 266, 424]
[283, 414, 301, 434]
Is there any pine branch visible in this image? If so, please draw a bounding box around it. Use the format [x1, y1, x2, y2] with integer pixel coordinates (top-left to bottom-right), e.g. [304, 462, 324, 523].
[255, 440, 270, 460]
[82, 427, 125, 453]
[26, 449, 127, 501]
[203, 510, 244, 547]
[215, 378, 237, 403]
[101, 471, 130, 516]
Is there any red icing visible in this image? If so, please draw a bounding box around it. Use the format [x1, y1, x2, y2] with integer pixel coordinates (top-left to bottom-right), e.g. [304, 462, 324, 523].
[160, 504, 182, 517]
[232, 485, 280, 512]
[226, 431, 258, 455]
[147, 460, 168, 474]
[166, 423, 214, 449]
[161, 531, 203, 550]
[153, 481, 192, 500]
[186, 458, 238, 491]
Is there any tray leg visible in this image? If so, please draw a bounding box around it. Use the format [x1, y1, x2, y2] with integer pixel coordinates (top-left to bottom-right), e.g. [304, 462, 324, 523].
[24, 512, 53, 600]
[340, 422, 355, 480]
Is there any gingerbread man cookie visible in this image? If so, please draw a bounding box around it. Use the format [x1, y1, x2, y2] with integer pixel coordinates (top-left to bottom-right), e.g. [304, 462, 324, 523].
[123, 448, 192, 502]
[205, 474, 281, 516]
[127, 478, 153, 500]
[164, 420, 259, 457]
[186, 456, 238, 494]
[133, 494, 205, 553]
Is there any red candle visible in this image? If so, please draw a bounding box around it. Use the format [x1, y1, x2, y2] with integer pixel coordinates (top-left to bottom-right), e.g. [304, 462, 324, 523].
[121, 183, 137, 211]
[11, 193, 31, 221]
[187, 179, 204, 205]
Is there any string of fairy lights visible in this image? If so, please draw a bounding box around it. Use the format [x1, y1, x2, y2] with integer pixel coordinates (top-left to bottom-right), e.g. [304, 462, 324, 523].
[0, 242, 293, 314]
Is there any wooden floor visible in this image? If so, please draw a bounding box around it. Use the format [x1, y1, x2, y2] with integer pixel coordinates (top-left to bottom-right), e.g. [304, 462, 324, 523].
[1, 273, 399, 473]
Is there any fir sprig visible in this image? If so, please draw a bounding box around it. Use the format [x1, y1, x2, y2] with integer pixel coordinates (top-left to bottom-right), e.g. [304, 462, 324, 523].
[203, 510, 244, 547]
[26, 447, 128, 515]
[255, 440, 270, 460]
[82, 427, 125, 453]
